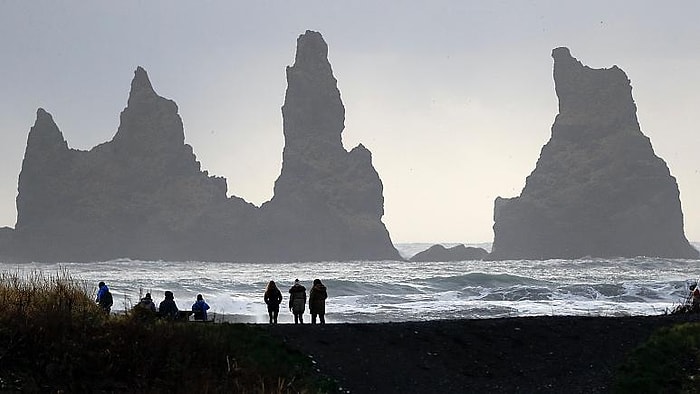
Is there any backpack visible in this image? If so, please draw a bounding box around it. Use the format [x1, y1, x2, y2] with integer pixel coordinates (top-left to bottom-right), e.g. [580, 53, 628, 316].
[101, 290, 113, 308]
[192, 301, 204, 320]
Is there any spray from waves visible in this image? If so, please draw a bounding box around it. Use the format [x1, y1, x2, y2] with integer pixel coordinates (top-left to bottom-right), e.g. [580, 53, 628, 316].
[0, 254, 698, 322]
[414, 272, 552, 289]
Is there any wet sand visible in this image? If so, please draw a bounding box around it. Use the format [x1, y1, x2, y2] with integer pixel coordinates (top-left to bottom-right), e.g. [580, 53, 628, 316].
[266, 314, 700, 393]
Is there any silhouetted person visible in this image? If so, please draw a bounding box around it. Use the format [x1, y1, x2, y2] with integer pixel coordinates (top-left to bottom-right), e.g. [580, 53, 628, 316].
[159, 290, 179, 319]
[693, 286, 700, 313]
[192, 294, 210, 321]
[96, 281, 113, 314]
[264, 281, 283, 324]
[137, 292, 156, 312]
[309, 278, 328, 324]
[288, 279, 306, 324]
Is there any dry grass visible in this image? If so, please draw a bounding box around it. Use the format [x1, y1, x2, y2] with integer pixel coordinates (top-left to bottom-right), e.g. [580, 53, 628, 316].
[0, 269, 333, 393]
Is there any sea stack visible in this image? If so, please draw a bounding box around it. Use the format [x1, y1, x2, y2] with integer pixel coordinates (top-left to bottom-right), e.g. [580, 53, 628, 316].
[12, 68, 245, 261]
[7, 31, 399, 262]
[259, 30, 400, 261]
[489, 47, 698, 260]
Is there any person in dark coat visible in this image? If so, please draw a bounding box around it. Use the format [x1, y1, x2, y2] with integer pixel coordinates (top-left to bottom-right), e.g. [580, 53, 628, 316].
[191, 294, 211, 321]
[159, 290, 179, 319]
[264, 281, 283, 324]
[288, 279, 307, 324]
[137, 292, 156, 312]
[309, 278, 328, 324]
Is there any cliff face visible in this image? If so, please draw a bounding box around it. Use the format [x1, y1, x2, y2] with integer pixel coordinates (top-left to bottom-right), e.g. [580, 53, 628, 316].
[260, 30, 400, 261]
[489, 47, 698, 260]
[9, 31, 399, 262]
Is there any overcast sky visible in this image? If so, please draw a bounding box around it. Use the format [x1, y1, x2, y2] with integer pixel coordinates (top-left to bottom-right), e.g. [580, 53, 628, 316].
[0, 1, 698, 244]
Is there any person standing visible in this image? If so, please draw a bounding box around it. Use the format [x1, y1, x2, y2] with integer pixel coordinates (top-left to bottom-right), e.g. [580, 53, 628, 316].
[96, 281, 113, 314]
[309, 279, 328, 324]
[159, 291, 179, 319]
[288, 279, 307, 324]
[264, 281, 283, 324]
[191, 294, 211, 321]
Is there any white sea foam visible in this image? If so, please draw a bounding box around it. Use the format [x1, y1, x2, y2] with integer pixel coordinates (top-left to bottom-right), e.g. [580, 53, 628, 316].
[0, 243, 698, 323]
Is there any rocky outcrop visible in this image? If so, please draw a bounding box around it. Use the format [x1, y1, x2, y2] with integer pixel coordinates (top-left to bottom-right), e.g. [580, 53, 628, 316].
[410, 244, 488, 262]
[7, 31, 400, 262]
[0, 227, 12, 256]
[489, 47, 699, 260]
[12, 70, 257, 261]
[259, 30, 400, 261]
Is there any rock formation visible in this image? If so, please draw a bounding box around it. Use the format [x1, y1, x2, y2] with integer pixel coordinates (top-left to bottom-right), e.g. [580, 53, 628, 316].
[489, 47, 699, 260]
[259, 30, 400, 261]
[12, 71, 257, 261]
[410, 244, 488, 262]
[6, 30, 400, 262]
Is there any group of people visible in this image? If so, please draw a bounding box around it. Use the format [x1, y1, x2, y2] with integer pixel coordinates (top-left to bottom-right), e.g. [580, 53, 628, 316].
[265, 278, 328, 324]
[96, 281, 211, 321]
[96, 278, 328, 324]
[136, 291, 211, 321]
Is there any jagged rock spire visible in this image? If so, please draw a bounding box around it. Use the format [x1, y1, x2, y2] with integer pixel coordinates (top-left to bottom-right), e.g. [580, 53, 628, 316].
[552, 47, 637, 130]
[26, 108, 69, 152]
[15, 108, 71, 231]
[8, 31, 400, 263]
[112, 66, 184, 150]
[489, 48, 698, 260]
[264, 30, 400, 261]
[127, 66, 158, 107]
[281, 30, 344, 153]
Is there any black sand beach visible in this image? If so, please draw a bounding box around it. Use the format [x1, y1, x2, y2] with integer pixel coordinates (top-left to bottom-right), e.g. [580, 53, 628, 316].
[267, 314, 700, 393]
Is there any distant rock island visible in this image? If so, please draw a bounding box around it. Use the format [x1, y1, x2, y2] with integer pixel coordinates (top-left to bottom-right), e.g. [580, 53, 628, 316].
[2, 30, 401, 262]
[489, 47, 699, 260]
[410, 244, 488, 262]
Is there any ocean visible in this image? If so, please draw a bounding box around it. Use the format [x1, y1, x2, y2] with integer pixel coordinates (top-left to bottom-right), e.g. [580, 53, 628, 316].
[1, 243, 698, 324]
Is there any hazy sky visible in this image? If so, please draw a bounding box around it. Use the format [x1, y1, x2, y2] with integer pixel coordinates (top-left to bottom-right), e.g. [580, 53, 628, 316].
[1, 1, 698, 243]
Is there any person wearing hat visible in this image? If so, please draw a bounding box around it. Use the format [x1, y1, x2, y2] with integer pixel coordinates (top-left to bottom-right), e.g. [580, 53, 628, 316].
[137, 292, 156, 312]
[288, 279, 307, 324]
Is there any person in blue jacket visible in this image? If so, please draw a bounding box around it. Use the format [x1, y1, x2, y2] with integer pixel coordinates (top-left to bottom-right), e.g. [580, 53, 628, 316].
[95, 281, 113, 314]
[191, 294, 210, 321]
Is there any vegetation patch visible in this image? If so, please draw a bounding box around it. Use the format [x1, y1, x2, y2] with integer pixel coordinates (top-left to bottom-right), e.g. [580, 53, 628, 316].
[0, 269, 334, 393]
[614, 322, 700, 393]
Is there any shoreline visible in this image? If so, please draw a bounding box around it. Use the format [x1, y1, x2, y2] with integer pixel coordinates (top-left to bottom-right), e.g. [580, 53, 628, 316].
[263, 313, 700, 393]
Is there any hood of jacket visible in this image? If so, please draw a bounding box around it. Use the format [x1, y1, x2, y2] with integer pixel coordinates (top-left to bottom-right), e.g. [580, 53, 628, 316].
[289, 284, 306, 293]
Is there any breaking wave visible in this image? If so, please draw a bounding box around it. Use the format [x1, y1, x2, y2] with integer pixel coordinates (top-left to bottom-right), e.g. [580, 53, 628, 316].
[0, 244, 698, 323]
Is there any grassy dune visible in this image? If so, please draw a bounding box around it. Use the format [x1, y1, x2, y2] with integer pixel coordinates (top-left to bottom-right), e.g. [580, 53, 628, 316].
[0, 270, 332, 393]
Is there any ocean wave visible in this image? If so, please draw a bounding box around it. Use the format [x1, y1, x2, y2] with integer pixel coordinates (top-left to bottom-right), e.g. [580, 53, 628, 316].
[1, 257, 697, 322]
